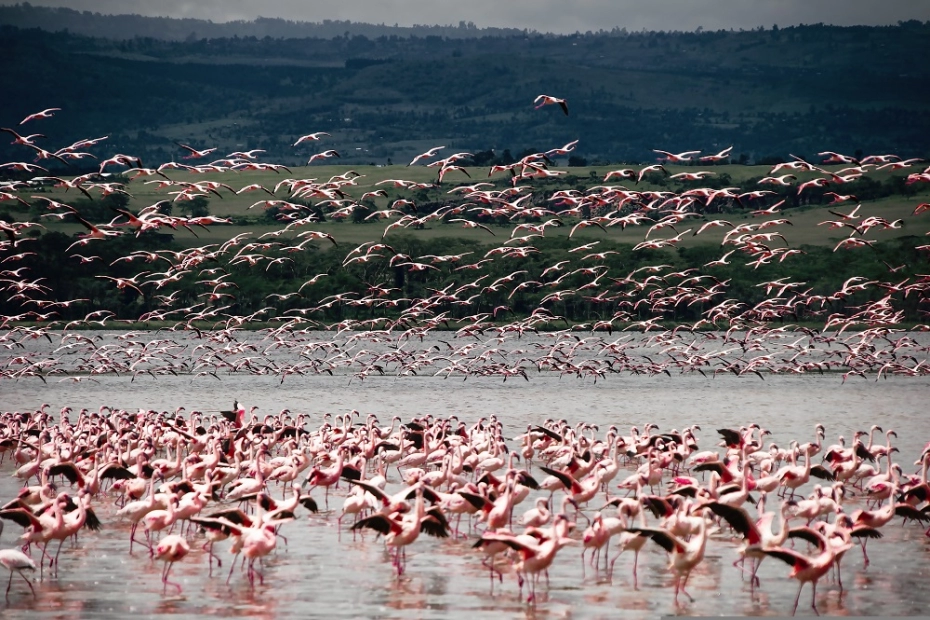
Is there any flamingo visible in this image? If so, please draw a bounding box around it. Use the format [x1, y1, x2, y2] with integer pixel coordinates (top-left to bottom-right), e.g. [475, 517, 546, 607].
[351, 485, 450, 575]
[175, 142, 217, 159]
[533, 95, 568, 115]
[756, 528, 851, 616]
[653, 149, 701, 163]
[20, 108, 61, 125]
[608, 495, 650, 586]
[213, 510, 290, 587]
[626, 515, 710, 605]
[408, 146, 445, 166]
[308, 150, 340, 163]
[478, 514, 577, 602]
[153, 534, 190, 593]
[700, 495, 794, 587]
[0, 549, 36, 600]
[292, 131, 331, 146]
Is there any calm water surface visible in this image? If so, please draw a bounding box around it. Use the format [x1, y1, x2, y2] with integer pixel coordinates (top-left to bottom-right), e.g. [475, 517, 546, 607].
[2, 342, 930, 618]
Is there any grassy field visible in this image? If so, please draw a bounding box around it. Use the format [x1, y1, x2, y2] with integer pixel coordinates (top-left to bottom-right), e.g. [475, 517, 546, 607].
[17, 163, 930, 250]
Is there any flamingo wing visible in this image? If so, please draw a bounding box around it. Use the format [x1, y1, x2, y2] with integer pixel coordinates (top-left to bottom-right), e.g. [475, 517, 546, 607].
[692, 461, 726, 475]
[352, 514, 399, 535]
[625, 526, 685, 554]
[84, 507, 103, 531]
[849, 527, 883, 539]
[455, 491, 492, 511]
[716, 428, 742, 447]
[538, 466, 574, 491]
[0, 508, 42, 529]
[206, 508, 253, 527]
[757, 546, 811, 571]
[895, 504, 930, 522]
[701, 502, 761, 545]
[46, 462, 83, 486]
[786, 527, 827, 551]
[855, 443, 876, 462]
[340, 465, 362, 482]
[516, 471, 540, 490]
[478, 532, 538, 556]
[403, 486, 442, 505]
[420, 507, 451, 538]
[348, 479, 391, 505]
[298, 495, 319, 513]
[532, 425, 562, 441]
[809, 465, 836, 481]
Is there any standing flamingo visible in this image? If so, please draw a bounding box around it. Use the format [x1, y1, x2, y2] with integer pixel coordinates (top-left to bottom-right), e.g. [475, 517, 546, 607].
[0, 549, 36, 600]
[153, 534, 190, 593]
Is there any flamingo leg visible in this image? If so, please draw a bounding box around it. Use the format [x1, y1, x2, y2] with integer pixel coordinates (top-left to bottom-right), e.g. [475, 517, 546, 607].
[810, 580, 820, 615]
[680, 571, 694, 602]
[226, 553, 241, 584]
[791, 582, 803, 616]
[749, 557, 762, 589]
[607, 550, 620, 582]
[54, 539, 66, 572]
[162, 560, 183, 593]
[19, 570, 36, 598]
[633, 550, 639, 588]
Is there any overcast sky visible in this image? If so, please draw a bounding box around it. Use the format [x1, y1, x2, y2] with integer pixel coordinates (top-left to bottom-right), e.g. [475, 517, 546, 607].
[8, 0, 930, 33]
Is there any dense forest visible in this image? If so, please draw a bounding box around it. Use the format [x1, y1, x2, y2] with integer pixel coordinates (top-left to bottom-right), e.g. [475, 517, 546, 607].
[0, 7, 929, 167]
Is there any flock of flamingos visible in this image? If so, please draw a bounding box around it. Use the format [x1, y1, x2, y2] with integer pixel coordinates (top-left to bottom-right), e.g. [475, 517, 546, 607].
[0, 100, 929, 614]
[0, 407, 929, 615]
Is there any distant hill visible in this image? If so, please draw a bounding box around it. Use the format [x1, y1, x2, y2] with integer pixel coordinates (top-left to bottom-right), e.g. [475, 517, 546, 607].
[0, 4, 526, 40]
[0, 8, 928, 168]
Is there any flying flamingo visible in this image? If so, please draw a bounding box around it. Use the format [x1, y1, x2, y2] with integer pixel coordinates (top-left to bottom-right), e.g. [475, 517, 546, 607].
[308, 150, 340, 163]
[20, 108, 61, 125]
[175, 142, 217, 159]
[408, 146, 445, 166]
[0, 127, 45, 145]
[653, 149, 701, 163]
[533, 95, 569, 115]
[292, 132, 331, 146]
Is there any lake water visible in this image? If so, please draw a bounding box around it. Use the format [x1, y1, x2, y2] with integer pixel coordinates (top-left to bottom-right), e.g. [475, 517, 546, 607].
[1, 331, 930, 618]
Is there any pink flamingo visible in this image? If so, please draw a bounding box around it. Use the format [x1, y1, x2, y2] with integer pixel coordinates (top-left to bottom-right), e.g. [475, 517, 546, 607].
[153, 534, 190, 593]
[0, 549, 36, 600]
